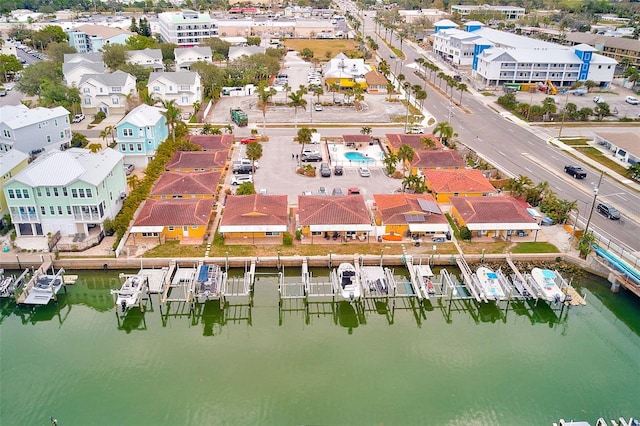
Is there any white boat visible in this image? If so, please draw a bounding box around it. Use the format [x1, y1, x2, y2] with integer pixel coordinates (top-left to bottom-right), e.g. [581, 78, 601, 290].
[476, 266, 505, 301]
[415, 264, 436, 297]
[531, 268, 566, 303]
[0, 273, 15, 298]
[112, 274, 147, 313]
[194, 263, 223, 302]
[337, 263, 361, 302]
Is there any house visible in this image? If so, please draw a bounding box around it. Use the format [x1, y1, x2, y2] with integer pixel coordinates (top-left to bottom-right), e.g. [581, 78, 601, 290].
[115, 104, 168, 167]
[66, 24, 133, 53]
[147, 71, 202, 119]
[78, 70, 137, 116]
[219, 194, 288, 243]
[150, 171, 221, 199]
[3, 148, 126, 240]
[0, 104, 72, 153]
[62, 53, 106, 87]
[174, 46, 213, 70]
[130, 198, 214, 242]
[450, 5, 525, 20]
[423, 169, 496, 203]
[186, 134, 234, 151]
[373, 193, 450, 240]
[323, 53, 372, 90]
[411, 150, 466, 174]
[166, 151, 227, 171]
[158, 10, 218, 46]
[126, 48, 164, 72]
[593, 132, 640, 166]
[0, 150, 29, 217]
[364, 70, 388, 94]
[228, 45, 266, 61]
[449, 196, 540, 239]
[343, 134, 372, 147]
[298, 195, 372, 243]
[385, 133, 443, 152]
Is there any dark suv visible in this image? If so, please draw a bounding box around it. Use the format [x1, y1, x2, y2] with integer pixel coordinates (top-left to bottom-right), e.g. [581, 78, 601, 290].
[596, 202, 621, 220]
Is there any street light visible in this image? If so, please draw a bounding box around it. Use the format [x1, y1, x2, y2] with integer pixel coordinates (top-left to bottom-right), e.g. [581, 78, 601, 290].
[583, 171, 604, 238]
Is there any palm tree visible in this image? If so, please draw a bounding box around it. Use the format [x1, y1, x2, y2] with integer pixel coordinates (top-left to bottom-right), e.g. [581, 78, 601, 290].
[329, 82, 340, 103]
[224, 124, 234, 134]
[433, 121, 454, 146]
[161, 99, 182, 142]
[297, 127, 315, 155]
[415, 89, 427, 110]
[420, 136, 435, 150]
[288, 90, 307, 129]
[396, 144, 415, 173]
[382, 151, 398, 175]
[257, 84, 276, 131]
[457, 83, 468, 106]
[401, 174, 426, 193]
[245, 141, 263, 174]
[87, 143, 102, 153]
[507, 175, 533, 198]
[201, 123, 214, 134]
[192, 101, 201, 119]
[360, 126, 372, 135]
[127, 174, 140, 190]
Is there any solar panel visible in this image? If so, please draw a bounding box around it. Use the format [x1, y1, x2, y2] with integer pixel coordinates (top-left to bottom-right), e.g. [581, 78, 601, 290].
[405, 214, 425, 223]
[417, 198, 441, 214]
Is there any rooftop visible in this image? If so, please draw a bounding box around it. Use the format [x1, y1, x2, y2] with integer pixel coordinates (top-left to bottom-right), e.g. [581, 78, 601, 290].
[424, 169, 496, 194]
[373, 193, 447, 226]
[166, 151, 227, 170]
[150, 171, 221, 196]
[299, 195, 370, 226]
[450, 196, 539, 226]
[220, 194, 288, 231]
[412, 150, 467, 169]
[186, 134, 234, 151]
[133, 198, 214, 227]
[0, 105, 70, 130]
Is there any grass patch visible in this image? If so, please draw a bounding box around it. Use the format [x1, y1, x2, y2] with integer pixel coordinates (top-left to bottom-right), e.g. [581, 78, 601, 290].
[445, 214, 461, 240]
[481, 91, 495, 97]
[511, 242, 559, 254]
[284, 39, 360, 60]
[459, 241, 511, 254]
[559, 137, 590, 146]
[574, 147, 629, 176]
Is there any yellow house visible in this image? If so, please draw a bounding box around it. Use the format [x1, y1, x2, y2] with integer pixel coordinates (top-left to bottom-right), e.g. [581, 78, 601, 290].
[0, 150, 29, 217]
[130, 198, 214, 243]
[150, 171, 221, 199]
[423, 169, 496, 203]
[373, 193, 450, 239]
[298, 194, 372, 243]
[219, 194, 288, 244]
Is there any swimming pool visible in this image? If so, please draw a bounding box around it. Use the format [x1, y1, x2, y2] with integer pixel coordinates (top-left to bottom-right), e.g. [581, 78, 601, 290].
[344, 151, 374, 162]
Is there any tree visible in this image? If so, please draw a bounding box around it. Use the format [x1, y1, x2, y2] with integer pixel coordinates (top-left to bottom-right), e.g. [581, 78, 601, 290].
[201, 123, 215, 134]
[127, 174, 140, 190]
[433, 121, 454, 146]
[44, 42, 76, 65]
[38, 80, 80, 111]
[256, 84, 276, 130]
[0, 54, 23, 82]
[288, 90, 307, 129]
[300, 48, 314, 60]
[125, 35, 157, 51]
[397, 144, 415, 173]
[420, 136, 436, 150]
[383, 151, 398, 175]
[507, 175, 533, 198]
[245, 141, 263, 174]
[457, 83, 468, 105]
[626, 164, 640, 182]
[297, 127, 315, 155]
[161, 99, 182, 142]
[594, 101, 611, 120]
[401, 173, 426, 193]
[87, 143, 102, 153]
[360, 126, 372, 135]
[584, 80, 596, 92]
[102, 44, 129, 71]
[16, 61, 61, 95]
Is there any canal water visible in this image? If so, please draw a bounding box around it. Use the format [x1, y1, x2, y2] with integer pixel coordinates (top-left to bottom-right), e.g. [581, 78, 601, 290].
[0, 267, 638, 425]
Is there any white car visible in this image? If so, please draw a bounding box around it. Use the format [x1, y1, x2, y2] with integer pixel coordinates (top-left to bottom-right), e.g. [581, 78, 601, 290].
[231, 175, 253, 185]
[625, 96, 639, 105]
[73, 113, 85, 123]
[358, 166, 371, 177]
[314, 103, 323, 112]
[593, 96, 604, 104]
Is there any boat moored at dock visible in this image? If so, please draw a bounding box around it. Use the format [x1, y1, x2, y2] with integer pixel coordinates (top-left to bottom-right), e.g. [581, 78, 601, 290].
[336, 263, 361, 302]
[475, 266, 506, 301]
[194, 263, 225, 303]
[530, 268, 566, 304]
[112, 274, 148, 314]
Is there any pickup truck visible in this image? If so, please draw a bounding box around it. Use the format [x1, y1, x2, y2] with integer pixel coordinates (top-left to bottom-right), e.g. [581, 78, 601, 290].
[564, 165, 587, 179]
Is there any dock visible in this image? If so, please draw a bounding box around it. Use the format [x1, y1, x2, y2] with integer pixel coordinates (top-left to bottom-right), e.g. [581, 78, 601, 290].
[17, 264, 66, 306]
[139, 267, 169, 294]
[162, 264, 195, 304]
[456, 257, 482, 302]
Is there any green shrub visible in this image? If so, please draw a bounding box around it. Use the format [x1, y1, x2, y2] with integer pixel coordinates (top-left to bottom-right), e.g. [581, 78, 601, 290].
[283, 232, 293, 246]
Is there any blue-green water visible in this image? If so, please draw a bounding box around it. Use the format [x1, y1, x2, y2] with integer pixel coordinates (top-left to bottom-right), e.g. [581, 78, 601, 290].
[0, 268, 638, 425]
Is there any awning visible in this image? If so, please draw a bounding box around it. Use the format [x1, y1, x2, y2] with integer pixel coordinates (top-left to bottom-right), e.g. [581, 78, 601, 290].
[466, 223, 541, 231]
[219, 225, 287, 233]
[130, 226, 164, 233]
[408, 223, 450, 233]
[309, 224, 372, 232]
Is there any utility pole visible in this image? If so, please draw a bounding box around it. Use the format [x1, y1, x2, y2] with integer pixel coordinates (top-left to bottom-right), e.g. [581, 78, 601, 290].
[584, 171, 604, 238]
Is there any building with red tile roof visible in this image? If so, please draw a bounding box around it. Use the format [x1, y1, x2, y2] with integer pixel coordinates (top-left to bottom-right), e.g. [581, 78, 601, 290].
[365, 70, 388, 93]
[298, 195, 372, 242]
[186, 134, 234, 151]
[219, 194, 289, 243]
[424, 169, 496, 202]
[343, 134, 372, 145]
[450, 196, 540, 239]
[373, 193, 450, 238]
[130, 198, 214, 242]
[165, 151, 227, 171]
[385, 133, 443, 151]
[411, 150, 466, 172]
[150, 171, 221, 198]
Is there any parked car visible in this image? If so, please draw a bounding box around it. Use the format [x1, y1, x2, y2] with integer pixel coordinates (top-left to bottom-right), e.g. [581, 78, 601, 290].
[334, 165, 343, 175]
[593, 96, 604, 104]
[72, 113, 85, 123]
[320, 163, 331, 177]
[240, 136, 258, 144]
[317, 186, 328, 195]
[0, 89, 6, 97]
[301, 190, 313, 195]
[232, 164, 253, 175]
[301, 154, 322, 162]
[358, 166, 371, 177]
[123, 164, 135, 176]
[596, 202, 621, 220]
[348, 187, 361, 195]
[332, 187, 344, 196]
[314, 103, 323, 112]
[408, 127, 424, 134]
[625, 96, 639, 105]
[231, 175, 253, 185]
[573, 88, 588, 96]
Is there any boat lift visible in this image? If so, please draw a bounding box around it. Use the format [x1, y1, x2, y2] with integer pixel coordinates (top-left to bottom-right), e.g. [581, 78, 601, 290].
[456, 256, 482, 302]
[18, 266, 67, 306]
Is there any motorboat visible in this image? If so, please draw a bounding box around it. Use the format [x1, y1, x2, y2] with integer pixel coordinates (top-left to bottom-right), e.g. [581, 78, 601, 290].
[112, 274, 147, 313]
[475, 266, 505, 301]
[337, 263, 361, 302]
[531, 268, 566, 303]
[194, 263, 223, 303]
[0, 269, 15, 298]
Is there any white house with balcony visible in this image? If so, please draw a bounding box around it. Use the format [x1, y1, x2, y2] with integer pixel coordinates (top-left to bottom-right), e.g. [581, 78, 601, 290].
[3, 148, 126, 240]
[158, 10, 218, 46]
[147, 71, 202, 119]
[174, 46, 213, 70]
[126, 48, 164, 72]
[62, 53, 107, 87]
[78, 70, 137, 116]
[0, 104, 72, 154]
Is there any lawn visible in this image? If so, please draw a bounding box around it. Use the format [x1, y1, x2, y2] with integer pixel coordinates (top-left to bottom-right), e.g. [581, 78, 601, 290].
[284, 39, 361, 60]
[559, 137, 590, 146]
[510, 242, 559, 254]
[574, 146, 629, 176]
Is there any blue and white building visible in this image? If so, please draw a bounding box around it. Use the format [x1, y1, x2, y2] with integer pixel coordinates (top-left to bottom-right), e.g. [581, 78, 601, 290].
[158, 10, 218, 46]
[115, 104, 168, 167]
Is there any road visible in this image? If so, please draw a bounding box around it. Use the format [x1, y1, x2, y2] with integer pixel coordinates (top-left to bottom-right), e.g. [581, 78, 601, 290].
[356, 7, 640, 252]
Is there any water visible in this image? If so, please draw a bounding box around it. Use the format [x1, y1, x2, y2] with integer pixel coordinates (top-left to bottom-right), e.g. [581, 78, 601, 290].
[344, 151, 375, 162]
[1, 268, 638, 425]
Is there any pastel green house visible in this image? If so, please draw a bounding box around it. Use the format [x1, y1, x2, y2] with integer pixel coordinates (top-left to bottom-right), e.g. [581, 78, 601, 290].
[0, 150, 29, 218]
[3, 148, 126, 240]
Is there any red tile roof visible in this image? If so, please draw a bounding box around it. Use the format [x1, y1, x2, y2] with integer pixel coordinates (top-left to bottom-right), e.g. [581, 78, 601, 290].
[450, 196, 538, 225]
[364, 70, 388, 86]
[385, 133, 442, 150]
[186, 134, 234, 151]
[166, 151, 227, 170]
[343, 134, 372, 143]
[298, 195, 370, 225]
[150, 171, 221, 196]
[221, 194, 288, 227]
[424, 169, 496, 194]
[133, 199, 214, 227]
[373, 193, 448, 226]
[412, 150, 466, 169]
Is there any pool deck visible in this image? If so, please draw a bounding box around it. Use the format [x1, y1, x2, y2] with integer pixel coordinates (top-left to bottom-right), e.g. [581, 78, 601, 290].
[327, 143, 385, 169]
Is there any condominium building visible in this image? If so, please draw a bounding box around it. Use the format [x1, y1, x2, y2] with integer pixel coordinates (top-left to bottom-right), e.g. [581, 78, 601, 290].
[450, 5, 525, 20]
[158, 10, 218, 46]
